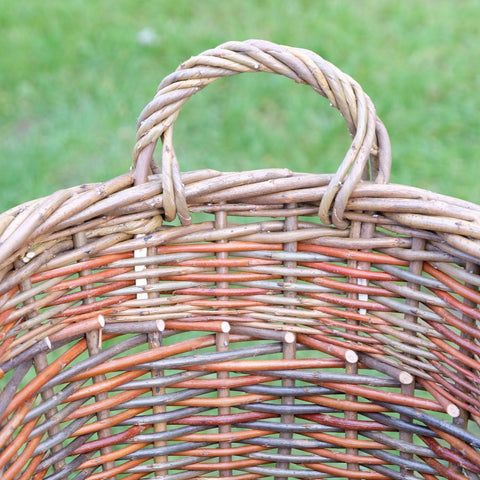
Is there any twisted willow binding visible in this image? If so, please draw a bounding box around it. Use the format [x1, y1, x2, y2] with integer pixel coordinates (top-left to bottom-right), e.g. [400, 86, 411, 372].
[1, 39, 480, 480]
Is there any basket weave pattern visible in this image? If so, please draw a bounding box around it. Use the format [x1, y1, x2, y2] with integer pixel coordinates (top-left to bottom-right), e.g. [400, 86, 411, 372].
[1, 39, 480, 480]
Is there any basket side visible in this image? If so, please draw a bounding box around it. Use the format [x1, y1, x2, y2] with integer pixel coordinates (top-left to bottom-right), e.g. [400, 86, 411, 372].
[1, 168, 480, 479]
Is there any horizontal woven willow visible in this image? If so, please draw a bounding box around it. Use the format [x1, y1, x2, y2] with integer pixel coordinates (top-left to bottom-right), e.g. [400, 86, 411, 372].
[1, 39, 480, 480]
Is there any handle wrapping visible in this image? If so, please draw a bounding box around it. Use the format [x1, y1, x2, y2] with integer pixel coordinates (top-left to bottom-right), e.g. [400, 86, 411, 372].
[134, 39, 391, 227]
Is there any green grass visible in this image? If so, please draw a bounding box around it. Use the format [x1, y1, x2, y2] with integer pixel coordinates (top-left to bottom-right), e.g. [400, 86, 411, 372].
[1, 0, 480, 211]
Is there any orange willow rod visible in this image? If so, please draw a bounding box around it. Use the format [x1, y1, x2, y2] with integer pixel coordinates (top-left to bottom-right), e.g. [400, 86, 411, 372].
[66, 370, 147, 403]
[308, 462, 390, 480]
[48, 267, 131, 292]
[69, 334, 217, 380]
[431, 288, 480, 321]
[424, 263, 480, 304]
[0, 401, 35, 461]
[74, 407, 149, 437]
[299, 261, 396, 280]
[2, 340, 87, 420]
[298, 243, 408, 266]
[185, 458, 267, 471]
[1, 433, 41, 480]
[176, 258, 278, 267]
[64, 388, 150, 421]
[49, 280, 133, 306]
[56, 294, 135, 317]
[30, 252, 132, 283]
[79, 456, 146, 479]
[322, 382, 444, 412]
[73, 424, 148, 455]
[156, 241, 284, 254]
[304, 447, 387, 465]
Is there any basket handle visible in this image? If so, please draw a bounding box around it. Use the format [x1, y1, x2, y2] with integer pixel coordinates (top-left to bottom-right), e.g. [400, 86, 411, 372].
[134, 39, 391, 228]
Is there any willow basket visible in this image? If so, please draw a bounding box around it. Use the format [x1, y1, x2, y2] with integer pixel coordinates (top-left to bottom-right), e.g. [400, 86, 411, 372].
[1, 39, 480, 480]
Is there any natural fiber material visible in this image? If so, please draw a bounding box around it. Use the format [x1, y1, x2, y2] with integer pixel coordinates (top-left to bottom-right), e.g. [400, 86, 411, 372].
[1, 39, 480, 480]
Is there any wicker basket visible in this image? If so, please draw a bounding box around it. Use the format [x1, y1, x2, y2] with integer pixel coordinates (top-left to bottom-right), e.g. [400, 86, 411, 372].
[1, 39, 480, 480]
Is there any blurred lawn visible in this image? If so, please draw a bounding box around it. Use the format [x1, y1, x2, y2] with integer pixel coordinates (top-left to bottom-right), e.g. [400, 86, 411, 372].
[1, 0, 479, 211]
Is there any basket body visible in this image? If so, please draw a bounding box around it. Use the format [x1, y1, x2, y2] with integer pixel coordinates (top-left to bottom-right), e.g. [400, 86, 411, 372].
[1, 40, 480, 480]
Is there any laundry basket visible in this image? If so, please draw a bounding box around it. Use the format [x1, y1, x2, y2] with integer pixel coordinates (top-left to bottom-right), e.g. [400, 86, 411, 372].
[1, 39, 480, 480]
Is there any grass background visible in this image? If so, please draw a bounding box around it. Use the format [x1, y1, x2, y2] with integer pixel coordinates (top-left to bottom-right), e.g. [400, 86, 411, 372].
[1, 0, 479, 212]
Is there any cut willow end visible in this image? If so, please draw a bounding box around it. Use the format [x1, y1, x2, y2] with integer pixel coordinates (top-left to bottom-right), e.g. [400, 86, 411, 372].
[399, 371, 414, 385]
[447, 403, 461, 419]
[221, 321, 231, 334]
[284, 331, 296, 344]
[345, 350, 358, 364]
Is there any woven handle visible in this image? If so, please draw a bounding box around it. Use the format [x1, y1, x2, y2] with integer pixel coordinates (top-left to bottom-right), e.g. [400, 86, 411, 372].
[134, 39, 391, 227]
